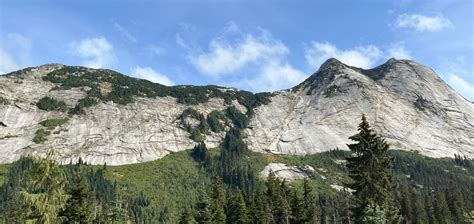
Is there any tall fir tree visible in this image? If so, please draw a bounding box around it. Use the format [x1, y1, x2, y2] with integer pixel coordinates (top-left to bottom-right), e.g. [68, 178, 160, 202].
[345, 115, 398, 223]
[179, 207, 196, 224]
[60, 173, 95, 223]
[211, 176, 226, 223]
[195, 192, 212, 224]
[226, 190, 249, 224]
[18, 151, 70, 223]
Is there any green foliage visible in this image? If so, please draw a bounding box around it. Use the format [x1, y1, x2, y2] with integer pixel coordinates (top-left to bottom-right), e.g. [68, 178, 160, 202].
[36, 97, 68, 111]
[225, 106, 249, 129]
[191, 142, 212, 168]
[345, 115, 398, 223]
[60, 173, 95, 223]
[43, 66, 271, 112]
[180, 108, 209, 142]
[17, 152, 70, 223]
[39, 118, 69, 129]
[33, 128, 51, 144]
[225, 189, 249, 224]
[69, 97, 97, 114]
[207, 110, 227, 133]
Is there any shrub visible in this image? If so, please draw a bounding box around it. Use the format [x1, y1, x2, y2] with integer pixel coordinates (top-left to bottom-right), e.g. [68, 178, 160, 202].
[70, 97, 98, 114]
[36, 97, 68, 111]
[39, 118, 69, 129]
[33, 128, 50, 143]
[207, 110, 227, 133]
[225, 106, 249, 129]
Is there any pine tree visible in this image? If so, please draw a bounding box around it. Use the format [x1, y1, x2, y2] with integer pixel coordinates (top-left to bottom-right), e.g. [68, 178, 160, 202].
[445, 184, 464, 223]
[18, 152, 70, 223]
[61, 174, 95, 223]
[345, 115, 398, 223]
[424, 194, 436, 224]
[289, 189, 303, 223]
[250, 187, 266, 224]
[226, 190, 249, 224]
[179, 207, 196, 224]
[211, 176, 226, 223]
[410, 188, 427, 224]
[195, 192, 212, 224]
[433, 189, 451, 223]
[302, 178, 316, 222]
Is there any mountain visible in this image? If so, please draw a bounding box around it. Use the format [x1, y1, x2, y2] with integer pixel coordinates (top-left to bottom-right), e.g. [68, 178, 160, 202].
[0, 58, 473, 165]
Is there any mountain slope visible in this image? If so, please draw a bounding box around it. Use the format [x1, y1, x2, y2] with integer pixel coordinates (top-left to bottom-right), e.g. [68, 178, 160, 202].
[0, 59, 473, 165]
[246, 58, 474, 158]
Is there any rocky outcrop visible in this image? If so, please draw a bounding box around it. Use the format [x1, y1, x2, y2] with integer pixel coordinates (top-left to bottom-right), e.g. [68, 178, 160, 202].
[245, 58, 474, 158]
[1, 59, 473, 165]
[260, 163, 315, 180]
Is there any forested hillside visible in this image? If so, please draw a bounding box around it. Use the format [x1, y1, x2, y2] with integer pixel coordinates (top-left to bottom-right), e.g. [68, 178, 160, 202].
[1, 141, 472, 223]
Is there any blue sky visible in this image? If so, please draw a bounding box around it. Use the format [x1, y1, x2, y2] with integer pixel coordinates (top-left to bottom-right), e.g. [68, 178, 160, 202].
[1, 0, 473, 100]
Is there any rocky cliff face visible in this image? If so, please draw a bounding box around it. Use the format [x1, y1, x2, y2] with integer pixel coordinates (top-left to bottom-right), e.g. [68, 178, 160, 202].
[246, 58, 474, 158]
[1, 59, 473, 165]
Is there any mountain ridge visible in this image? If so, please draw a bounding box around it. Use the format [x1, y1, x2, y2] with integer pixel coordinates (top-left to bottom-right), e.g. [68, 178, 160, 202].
[1, 58, 473, 165]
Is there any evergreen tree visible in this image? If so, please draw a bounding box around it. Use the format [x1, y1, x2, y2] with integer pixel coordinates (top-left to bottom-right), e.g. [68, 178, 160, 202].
[445, 184, 465, 223]
[226, 190, 249, 224]
[18, 152, 70, 223]
[191, 142, 211, 168]
[302, 178, 316, 222]
[345, 115, 398, 223]
[410, 188, 427, 224]
[179, 207, 196, 224]
[250, 187, 266, 224]
[289, 189, 303, 223]
[211, 177, 226, 223]
[195, 192, 212, 224]
[433, 189, 451, 223]
[424, 194, 436, 224]
[61, 174, 95, 223]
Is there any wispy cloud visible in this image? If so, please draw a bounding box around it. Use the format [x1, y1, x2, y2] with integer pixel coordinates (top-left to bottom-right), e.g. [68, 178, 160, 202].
[71, 37, 116, 69]
[305, 42, 383, 69]
[131, 66, 174, 86]
[183, 26, 306, 92]
[189, 31, 288, 78]
[114, 23, 137, 43]
[304, 42, 411, 69]
[395, 14, 453, 32]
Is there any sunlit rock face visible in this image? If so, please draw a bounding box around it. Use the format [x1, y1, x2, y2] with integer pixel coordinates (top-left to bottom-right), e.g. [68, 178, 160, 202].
[1, 58, 473, 165]
[246, 58, 474, 159]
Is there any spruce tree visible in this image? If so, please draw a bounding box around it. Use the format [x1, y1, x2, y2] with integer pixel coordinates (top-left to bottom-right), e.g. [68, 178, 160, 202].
[302, 178, 316, 222]
[211, 176, 226, 223]
[226, 190, 249, 224]
[345, 114, 398, 223]
[18, 152, 70, 223]
[433, 189, 451, 223]
[250, 187, 266, 224]
[179, 207, 196, 224]
[195, 192, 212, 224]
[61, 174, 95, 223]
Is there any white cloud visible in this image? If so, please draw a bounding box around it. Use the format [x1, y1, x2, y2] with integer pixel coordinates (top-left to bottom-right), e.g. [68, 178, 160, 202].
[447, 74, 474, 101]
[396, 14, 453, 32]
[71, 37, 116, 69]
[131, 66, 174, 86]
[240, 59, 306, 92]
[189, 32, 288, 77]
[305, 42, 383, 69]
[305, 42, 412, 70]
